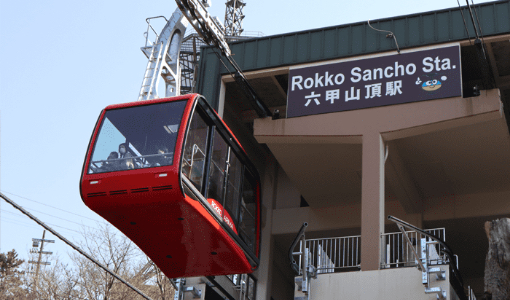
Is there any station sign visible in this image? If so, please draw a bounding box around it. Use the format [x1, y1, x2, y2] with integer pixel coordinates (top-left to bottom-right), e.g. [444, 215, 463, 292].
[287, 45, 462, 118]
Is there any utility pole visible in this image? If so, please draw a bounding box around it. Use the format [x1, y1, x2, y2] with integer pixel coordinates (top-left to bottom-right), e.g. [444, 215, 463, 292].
[28, 230, 54, 293]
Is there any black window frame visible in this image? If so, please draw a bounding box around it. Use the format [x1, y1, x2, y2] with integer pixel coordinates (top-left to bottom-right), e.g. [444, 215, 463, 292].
[180, 96, 261, 267]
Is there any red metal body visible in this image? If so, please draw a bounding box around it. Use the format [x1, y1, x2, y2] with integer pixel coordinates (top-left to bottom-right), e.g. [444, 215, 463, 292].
[80, 94, 260, 278]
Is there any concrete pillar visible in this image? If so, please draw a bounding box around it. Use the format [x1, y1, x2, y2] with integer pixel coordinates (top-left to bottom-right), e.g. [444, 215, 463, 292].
[361, 132, 385, 271]
[256, 161, 278, 300]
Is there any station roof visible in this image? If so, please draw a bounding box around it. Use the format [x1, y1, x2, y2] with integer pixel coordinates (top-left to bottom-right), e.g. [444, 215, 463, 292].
[196, 0, 510, 111]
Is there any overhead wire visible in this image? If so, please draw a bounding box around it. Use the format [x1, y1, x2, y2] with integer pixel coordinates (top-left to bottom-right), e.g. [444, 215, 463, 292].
[1, 190, 100, 222]
[5, 206, 97, 230]
[2, 221, 82, 244]
[0, 195, 102, 231]
[2, 209, 85, 236]
[2, 217, 43, 230]
[0, 191, 153, 300]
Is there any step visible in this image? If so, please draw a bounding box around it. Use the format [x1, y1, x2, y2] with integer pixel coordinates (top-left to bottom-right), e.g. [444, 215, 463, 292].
[428, 267, 446, 280]
[294, 277, 303, 291]
[425, 287, 447, 299]
[183, 286, 201, 298]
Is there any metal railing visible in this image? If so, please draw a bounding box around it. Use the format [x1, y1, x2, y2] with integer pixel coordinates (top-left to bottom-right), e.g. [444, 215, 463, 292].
[297, 235, 361, 273]
[293, 228, 448, 275]
[468, 286, 477, 300]
[381, 228, 446, 268]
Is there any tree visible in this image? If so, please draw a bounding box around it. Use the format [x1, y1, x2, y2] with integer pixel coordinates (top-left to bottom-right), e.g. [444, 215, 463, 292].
[142, 258, 176, 300]
[2, 222, 175, 299]
[69, 221, 175, 299]
[27, 255, 82, 300]
[0, 249, 28, 299]
[484, 218, 510, 300]
[70, 222, 142, 299]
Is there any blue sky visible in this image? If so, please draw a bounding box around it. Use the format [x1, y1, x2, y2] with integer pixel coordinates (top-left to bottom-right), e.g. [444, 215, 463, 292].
[0, 0, 495, 263]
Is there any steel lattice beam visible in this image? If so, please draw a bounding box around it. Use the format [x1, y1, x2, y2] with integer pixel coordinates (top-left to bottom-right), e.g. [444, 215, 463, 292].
[224, 0, 245, 36]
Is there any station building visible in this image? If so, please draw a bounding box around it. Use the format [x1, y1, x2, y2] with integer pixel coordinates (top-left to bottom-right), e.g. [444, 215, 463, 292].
[186, 1, 510, 299]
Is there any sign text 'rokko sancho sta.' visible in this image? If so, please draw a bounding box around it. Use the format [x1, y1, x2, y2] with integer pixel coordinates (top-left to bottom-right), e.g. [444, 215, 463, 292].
[287, 45, 462, 118]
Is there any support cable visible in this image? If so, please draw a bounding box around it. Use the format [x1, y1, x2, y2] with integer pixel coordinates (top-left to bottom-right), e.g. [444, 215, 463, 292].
[471, 0, 487, 56]
[0, 192, 153, 300]
[457, 0, 472, 45]
[465, 0, 481, 41]
[176, 0, 272, 118]
[211, 49, 271, 118]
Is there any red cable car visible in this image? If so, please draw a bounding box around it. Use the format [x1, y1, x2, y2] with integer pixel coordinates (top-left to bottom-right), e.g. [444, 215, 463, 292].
[80, 94, 260, 278]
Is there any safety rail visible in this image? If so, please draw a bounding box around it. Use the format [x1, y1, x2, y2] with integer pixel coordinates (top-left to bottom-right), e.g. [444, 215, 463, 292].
[143, 16, 169, 47]
[290, 218, 471, 300]
[468, 286, 477, 300]
[292, 228, 449, 275]
[381, 227, 446, 268]
[388, 215, 468, 300]
[296, 235, 361, 273]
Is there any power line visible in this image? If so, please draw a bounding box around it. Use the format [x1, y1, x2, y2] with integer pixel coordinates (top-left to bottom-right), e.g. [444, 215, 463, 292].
[4, 206, 97, 230]
[2, 220, 82, 241]
[1, 208, 97, 232]
[2, 213, 83, 235]
[0, 191, 153, 300]
[1, 190, 101, 222]
[2, 217, 44, 230]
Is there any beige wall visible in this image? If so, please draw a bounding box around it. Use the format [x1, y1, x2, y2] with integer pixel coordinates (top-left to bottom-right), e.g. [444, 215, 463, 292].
[307, 266, 451, 300]
[271, 189, 510, 235]
[275, 168, 301, 209]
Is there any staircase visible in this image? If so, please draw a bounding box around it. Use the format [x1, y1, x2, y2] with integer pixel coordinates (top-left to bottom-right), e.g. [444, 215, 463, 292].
[138, 8, 188, 101]
[421, 239, 448, 299]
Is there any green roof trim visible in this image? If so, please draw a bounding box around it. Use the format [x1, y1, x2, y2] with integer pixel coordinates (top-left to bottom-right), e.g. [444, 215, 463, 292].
[197, 0, 510, 107]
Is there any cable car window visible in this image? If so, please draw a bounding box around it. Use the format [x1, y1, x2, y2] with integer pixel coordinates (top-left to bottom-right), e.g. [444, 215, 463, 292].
[239, 170, 257, 252]
[224, 151, 242, 227]
[207, 129, 228, 206]
[182, 109, 209, 191]
[90, 118, 126, 172]
[88, 101, 187, 174]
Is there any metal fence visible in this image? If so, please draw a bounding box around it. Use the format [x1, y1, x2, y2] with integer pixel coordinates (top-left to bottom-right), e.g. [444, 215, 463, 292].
[468, 286, 477, 300]
[297, 235, 361, 273]
[294, 228, 446, 274]
[381, 228, 446, 268]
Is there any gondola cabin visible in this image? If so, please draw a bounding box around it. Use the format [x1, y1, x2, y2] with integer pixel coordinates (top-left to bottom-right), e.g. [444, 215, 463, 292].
[80, 94, 260, 278]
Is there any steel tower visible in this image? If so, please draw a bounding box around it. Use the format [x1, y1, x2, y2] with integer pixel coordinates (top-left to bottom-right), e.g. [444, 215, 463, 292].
[224, 0, 245, 37]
